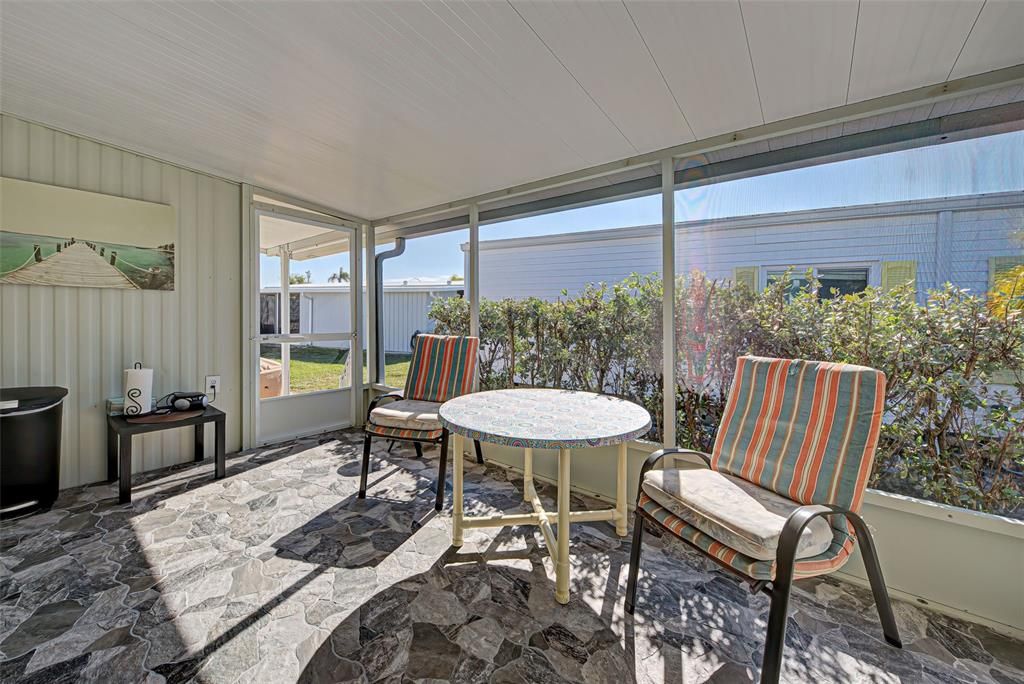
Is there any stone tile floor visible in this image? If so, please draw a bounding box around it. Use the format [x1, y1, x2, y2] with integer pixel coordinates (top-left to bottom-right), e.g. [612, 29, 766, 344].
[0, 430, 1022, 683]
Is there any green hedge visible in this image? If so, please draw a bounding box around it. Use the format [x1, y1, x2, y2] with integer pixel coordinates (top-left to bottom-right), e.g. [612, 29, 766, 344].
[429, 271, 1024, 518]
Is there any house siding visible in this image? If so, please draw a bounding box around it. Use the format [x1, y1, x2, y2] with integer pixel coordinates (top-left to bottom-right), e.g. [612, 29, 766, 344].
[951, 206, 1024, 294]
[477, 193, 1022, 302]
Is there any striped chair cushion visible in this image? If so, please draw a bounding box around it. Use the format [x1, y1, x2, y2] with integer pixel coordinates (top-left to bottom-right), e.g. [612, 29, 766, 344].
[639, 493, 854, 581]
[641, 468, 835, 561]
[366, 423, 443, 442]
[404, 334, 479, 404]
[711, 356, 885, 514]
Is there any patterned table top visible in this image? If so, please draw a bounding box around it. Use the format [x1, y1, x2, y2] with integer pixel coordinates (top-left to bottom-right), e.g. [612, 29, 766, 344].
[438, 388, 652, 449]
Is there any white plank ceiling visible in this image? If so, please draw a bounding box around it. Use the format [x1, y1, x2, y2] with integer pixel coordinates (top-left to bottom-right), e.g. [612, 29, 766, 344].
[2, 0, 1022, 220]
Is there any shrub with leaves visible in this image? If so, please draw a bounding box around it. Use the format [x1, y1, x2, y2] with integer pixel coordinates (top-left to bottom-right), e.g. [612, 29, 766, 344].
[429, 271, 1024, 517]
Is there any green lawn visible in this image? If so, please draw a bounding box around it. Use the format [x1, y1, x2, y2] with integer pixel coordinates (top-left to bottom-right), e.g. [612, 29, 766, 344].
[260, 344, 410, 394]
[382, 354, 412, 389]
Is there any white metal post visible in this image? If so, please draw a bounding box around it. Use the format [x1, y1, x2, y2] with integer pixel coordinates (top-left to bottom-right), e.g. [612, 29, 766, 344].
[469, 203, 480, 339]
[279, 248, 291, 396]
[241, 184, 256, 449]
[662, 157, 676, 448]
[351, 225, 365, 426]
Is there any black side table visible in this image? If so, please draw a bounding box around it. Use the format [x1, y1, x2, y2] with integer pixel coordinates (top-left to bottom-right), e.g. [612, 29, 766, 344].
[107, 406, 226, 503]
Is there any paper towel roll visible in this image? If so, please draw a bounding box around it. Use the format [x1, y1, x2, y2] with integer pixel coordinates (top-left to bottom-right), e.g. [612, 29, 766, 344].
[123, 366, 153, 416]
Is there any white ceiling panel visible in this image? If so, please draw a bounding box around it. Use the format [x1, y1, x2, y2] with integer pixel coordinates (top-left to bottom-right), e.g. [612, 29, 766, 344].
[847, 0, 983, 104]
[740, 0, 859, 123]
[509, 0, 695, 153]
[435, 1, 636, 166]
[624, 0, 764, 139]
[1, 0, 1022, 222]
[0, 0, 634, 218]
[950, 0, 1024, 80]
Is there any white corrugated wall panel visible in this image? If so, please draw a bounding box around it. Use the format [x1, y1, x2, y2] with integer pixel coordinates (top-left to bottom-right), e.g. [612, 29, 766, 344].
[0, 115, 242, 488]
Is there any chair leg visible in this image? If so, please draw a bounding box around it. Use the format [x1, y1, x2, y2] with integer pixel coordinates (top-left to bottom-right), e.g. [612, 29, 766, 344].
[413, 442, 424, 459]
[847, 513, 902, 648]
[358, 434, 372, 499]
[436, 430, 449, 511]
[473, 439, 484, 464]
[760, 575, 793, 684]
[624, 510, 646, 614]
[760, 505, 806, 684]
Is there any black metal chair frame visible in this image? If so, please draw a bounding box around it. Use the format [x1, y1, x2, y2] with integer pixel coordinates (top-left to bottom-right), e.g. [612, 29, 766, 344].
[358, 391, 483, 511]
[624, 447, 902, 684]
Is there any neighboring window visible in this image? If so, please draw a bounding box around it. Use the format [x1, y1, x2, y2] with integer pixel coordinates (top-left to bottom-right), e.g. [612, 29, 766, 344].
[766, 265, 870, 300]
[818, 267, 870, 298]
[766, 268, 812, 300]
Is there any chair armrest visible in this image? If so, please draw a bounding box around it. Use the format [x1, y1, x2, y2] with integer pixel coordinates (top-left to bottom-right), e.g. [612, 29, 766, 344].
[776, 502, 901, 649]
[366, 391, 404, 423]
[776, 503, 863, 579]
[636, 447, 713, 499]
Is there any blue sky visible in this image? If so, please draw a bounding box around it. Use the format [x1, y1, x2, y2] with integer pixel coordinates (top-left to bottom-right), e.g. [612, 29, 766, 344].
[263, 130, 1024, 286]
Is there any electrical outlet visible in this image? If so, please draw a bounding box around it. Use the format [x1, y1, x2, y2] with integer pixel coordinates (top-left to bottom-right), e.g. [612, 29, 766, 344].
[205, 375, 221, 398]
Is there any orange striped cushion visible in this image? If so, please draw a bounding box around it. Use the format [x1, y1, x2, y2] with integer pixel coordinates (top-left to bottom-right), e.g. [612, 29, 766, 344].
[404, 335, 479, 403]
[711, 356, 885, 514]
[639, 493, 854, 581]
[366, 423, 443, 442]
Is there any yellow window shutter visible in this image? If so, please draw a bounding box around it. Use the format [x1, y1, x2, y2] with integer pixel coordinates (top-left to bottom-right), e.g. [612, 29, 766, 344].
[989, 256, 1024, 290]
[733, 266, 759, 290]
[881, 261, 916, 291]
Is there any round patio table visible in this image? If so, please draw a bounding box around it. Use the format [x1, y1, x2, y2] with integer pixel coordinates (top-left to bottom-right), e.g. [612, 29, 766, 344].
[439, 388, 651, 604]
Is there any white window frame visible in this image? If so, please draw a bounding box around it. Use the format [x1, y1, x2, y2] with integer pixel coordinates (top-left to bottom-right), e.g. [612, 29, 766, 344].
[760, 261, 880, 291]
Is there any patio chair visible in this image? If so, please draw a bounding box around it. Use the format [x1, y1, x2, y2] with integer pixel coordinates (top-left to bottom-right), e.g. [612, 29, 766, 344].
[358, 334, 484, 511]
[625, 355, 901, 683]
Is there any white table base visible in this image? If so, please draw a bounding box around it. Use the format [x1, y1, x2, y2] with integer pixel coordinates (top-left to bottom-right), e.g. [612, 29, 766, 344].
[450, 433, 629, 604]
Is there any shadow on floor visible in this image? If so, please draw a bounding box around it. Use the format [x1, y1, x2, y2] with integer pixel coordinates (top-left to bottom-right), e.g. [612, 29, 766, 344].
[298, 527, 637, 683]
[3, 429, 1022, 684]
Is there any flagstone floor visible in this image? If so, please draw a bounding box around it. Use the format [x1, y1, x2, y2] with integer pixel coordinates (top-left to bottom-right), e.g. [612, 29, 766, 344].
[1, 430, 1022, 683]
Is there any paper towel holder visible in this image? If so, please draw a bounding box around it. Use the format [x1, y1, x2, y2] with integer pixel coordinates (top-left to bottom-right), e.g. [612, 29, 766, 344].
[123, 362, 154, 417]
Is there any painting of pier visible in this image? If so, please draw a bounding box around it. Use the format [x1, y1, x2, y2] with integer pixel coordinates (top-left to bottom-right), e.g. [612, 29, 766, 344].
[0, 232, 175, 289]
[0, 177, 176, 290]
